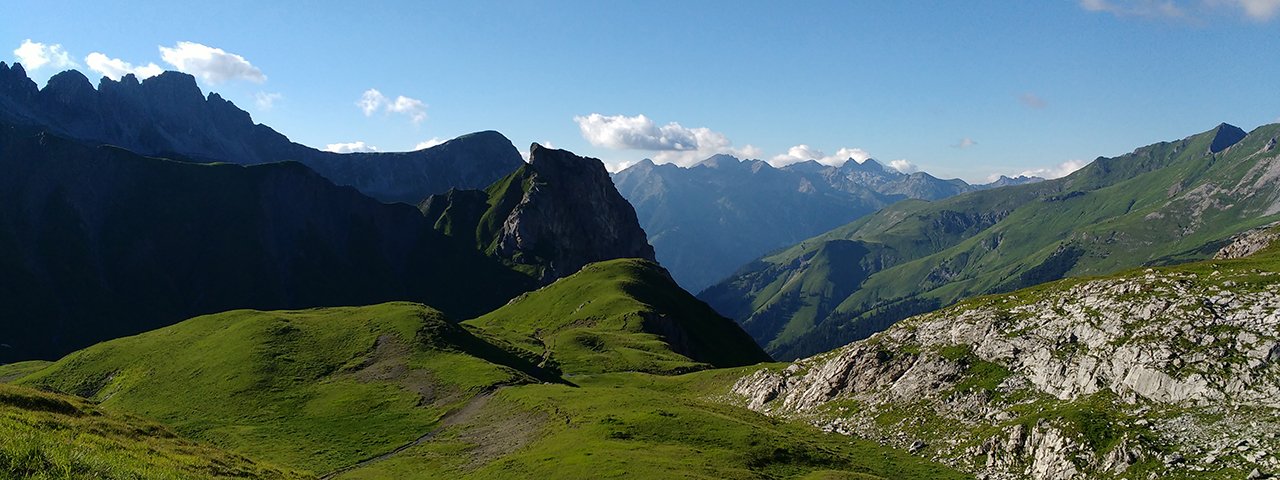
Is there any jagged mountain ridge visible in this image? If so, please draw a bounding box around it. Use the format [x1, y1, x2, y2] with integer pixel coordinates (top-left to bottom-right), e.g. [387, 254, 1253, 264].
[0, 122, 654, 363]
[0, 62, 523, 203]
[613, 153, 1041, 292]
[703, 122, 1280, 360]
[730, 224, 1280, 479]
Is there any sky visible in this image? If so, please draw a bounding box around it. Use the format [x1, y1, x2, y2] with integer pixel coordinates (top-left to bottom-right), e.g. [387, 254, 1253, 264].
[5, 0, 1280, 182]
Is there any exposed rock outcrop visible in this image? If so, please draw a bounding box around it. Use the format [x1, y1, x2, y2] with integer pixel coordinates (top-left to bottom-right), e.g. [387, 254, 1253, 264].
[1216, 221, 1280, 259]
[497, 144, 655, 282]
[730, 245, 1280, 479]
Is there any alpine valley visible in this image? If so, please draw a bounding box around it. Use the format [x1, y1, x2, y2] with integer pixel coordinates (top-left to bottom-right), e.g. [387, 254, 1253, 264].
[2, 47, 1280, 480]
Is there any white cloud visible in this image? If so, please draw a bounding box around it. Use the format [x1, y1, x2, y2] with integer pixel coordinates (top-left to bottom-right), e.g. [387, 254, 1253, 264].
[1019, 93, 1047, 109]
[414, 138, 446, 150]
[953, 137, 978, 149]
[13, 39, 76, 71]
[574, 113, 708, 151]
[357, 88, 427, 124]
[358, 89, 385, 116]
[388, 95, 427, 123]
[769, 145, 873, 167]
[575, 113, 762, 168]
[888, 159, 919, 174]
[158, 41, 265, 84]
[1007, 159, 1089, 180]
[254, 92, 282, 111]
[85, 52, 162, 81]
[323, 141, 379, 153]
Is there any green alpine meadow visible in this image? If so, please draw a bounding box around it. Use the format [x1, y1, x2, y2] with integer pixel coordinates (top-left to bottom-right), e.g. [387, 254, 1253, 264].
[5, 3, 1280, 479]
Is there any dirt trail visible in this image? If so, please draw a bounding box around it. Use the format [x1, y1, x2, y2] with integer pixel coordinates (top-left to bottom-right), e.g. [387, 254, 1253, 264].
[319, 391, 495, 479]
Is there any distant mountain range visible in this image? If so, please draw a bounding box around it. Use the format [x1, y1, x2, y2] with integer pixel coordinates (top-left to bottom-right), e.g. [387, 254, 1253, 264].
[613, 153, 1040, 292]
[0, 62, 523, 203]
[702, 122, 1280, 360]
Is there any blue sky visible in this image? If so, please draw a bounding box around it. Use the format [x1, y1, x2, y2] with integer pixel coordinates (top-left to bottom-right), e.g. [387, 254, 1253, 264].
[6, 0, 1280, 182]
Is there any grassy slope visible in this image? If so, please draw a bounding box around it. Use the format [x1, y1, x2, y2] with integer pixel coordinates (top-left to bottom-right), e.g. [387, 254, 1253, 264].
[17, 302, 544, 475]
[0, 383, 303, 479]
[3, 282, 961, 479]
[465, 258, 771, 376]
[336, 369, 967, 480]
[705, 123, 1280, 359]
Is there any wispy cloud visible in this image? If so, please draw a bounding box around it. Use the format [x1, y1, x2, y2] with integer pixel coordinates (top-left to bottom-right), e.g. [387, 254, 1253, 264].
[997, 159, 1089, 180]
[888, 159, 919, 174]
[159, 42, 265, 84]
[358, 88, 427, 124]
[12, 39, 76, 71]
[84, 52, 163, 80]
[952, 137, 978, 149]
[1227, 0, 1280, 20]
[254, 92, 282, 111]
[1019, 93, 1048, 109]
[1080, 0, 1280, 21]
[323, 141, 379, 153]
[1079, 0, 1186, 18]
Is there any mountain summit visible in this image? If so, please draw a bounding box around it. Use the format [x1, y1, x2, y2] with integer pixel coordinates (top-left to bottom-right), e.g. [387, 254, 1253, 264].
[422, 144, 655, 284]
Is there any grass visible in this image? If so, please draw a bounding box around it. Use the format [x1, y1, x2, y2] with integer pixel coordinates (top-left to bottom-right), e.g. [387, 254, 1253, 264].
[334, 370, 968, 480]
[466, 258, 770, 375]
[17, 302, 542, 475]
[0, 383, 303, 479]
[0, 360, 51, 383]
[0, 259, 976, 478]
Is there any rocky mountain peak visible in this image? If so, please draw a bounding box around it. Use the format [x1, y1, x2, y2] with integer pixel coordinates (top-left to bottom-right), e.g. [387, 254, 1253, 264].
[694, 153, 742, 169]
[1208, 122, 1247, 154]
[41, 70, 96, 105]
[842, 158, 888, 173]
[497, 145, 656, 283]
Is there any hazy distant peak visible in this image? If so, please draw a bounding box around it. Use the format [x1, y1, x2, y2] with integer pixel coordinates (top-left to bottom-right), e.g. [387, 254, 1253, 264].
[695, 153, 743, 168]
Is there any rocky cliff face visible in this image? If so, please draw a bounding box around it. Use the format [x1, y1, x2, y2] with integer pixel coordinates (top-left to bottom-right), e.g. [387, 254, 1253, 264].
[496, 144, 655, 282]
[0, 62, 523, 203]
[730, 229, 1280, 479]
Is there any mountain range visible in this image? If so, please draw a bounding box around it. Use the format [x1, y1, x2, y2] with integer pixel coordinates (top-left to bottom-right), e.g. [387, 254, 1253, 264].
[613, 154, 1040, 292]
[702, 122, 1280, 360]
[4, 63, 1280, 480]
[0, 62, 522, 203]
